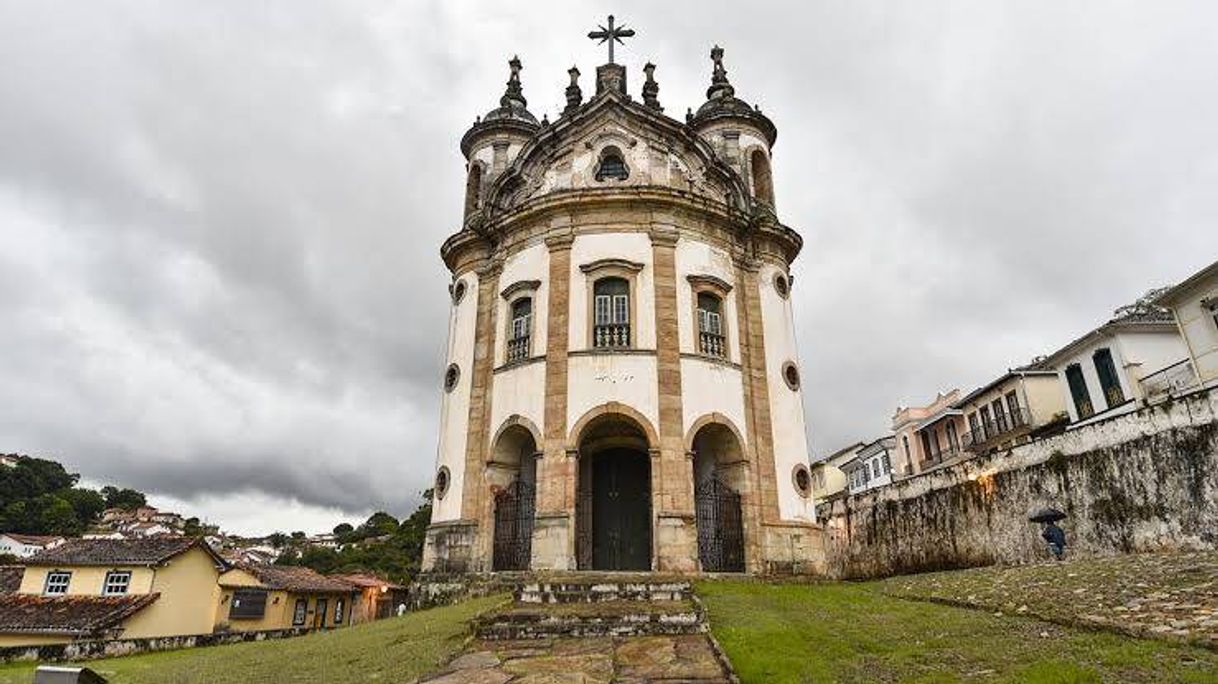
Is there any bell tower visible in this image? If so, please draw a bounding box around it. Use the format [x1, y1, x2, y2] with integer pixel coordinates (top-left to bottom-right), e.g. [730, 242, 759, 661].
[422, 19, 824, 576]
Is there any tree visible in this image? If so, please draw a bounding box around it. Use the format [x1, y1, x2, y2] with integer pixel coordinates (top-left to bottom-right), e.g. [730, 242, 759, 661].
[58, 488, 106, 528]
[267, 532, 289, 548]
[183, 517, 203, 536]
[101, 486, 147, 510]
[363, 511, 400, 536]
[332, 522, 354, 536]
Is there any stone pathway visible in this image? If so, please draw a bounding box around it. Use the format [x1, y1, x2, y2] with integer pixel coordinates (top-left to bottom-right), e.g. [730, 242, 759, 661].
[420, 634, 733, 683]
[882, 551, 1218, 649]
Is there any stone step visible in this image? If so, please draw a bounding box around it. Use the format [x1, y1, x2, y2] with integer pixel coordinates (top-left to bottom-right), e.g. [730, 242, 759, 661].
[474, 599, 706, 640]
[515, 580, 693, 604]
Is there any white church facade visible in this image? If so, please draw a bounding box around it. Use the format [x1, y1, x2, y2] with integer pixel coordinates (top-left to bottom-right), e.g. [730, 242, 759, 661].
[423, 27, 824, 575]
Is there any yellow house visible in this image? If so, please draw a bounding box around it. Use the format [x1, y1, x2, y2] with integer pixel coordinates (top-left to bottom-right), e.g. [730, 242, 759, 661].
[954, 362, 1068, 454]
[0, 537, 226, 647]
[216, 564, 356, 633]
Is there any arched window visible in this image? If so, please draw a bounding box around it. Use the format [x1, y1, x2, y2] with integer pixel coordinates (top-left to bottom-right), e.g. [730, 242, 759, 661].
[464, 163, 483, 217]
[750, 149, 774, 207]
[595, 146, 629, 182]
[593, 277, 630, 348]
[507, 297, 533, 362]
[696, 292, 725, 357]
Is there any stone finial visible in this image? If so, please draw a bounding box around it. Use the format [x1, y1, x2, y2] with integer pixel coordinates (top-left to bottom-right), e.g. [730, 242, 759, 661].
[642, 62, 661, 111]
[686, 107, 693, 123]
[564, 66, 583, 114]
[500, 55, 528, 109]
[707, 45, 735, 100]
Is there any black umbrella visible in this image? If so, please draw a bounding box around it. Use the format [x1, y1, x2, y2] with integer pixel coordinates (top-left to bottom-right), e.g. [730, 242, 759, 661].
[1028, 507, 1066, 523]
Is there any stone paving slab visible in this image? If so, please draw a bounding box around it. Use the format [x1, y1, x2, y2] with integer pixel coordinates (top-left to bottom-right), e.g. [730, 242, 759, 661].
[881, 551, 1218, 650]
[419, 634, 732, 683]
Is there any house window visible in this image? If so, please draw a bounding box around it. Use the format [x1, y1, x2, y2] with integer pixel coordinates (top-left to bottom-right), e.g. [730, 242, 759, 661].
[880, 452, 891, 473]
[1006, 391, 1023, 427]
[292, 598, 308, 626]
[992, 399, 1009, 433]
[593, 277, 630, 348]
[696, 292, 726, 357]
[507, 297, 533, 362]
[1093, 348, 1125, 407]
[335, 598, 346, 625]
[1065, 363, 1094, 419]
[902, 436, 911, 465]
[44, 571, 71, 596]
[919, 431, 933, 463]
[945, 421, 959, 452]
[595, 146, 629, 181]
[230, 588, 269, 619]
[103, 571, 132, 596]
[979, 405, 993, 439]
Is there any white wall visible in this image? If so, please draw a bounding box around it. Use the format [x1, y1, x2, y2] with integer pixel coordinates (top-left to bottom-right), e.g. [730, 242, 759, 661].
[1173, 281, 1218, 382]
[757, 262, 815, 521]
[674, 238, 740, 362]
[1053, 329, 1187, 422]
[432, 271, 479, 522]
[495, 242, 549, 364]
[489, 361, 546, 453]
[1117, 331, 1190, 393]
[568, 233, 655, 351]
[681, 358, 748, 445]
[566, 354, 660, 440]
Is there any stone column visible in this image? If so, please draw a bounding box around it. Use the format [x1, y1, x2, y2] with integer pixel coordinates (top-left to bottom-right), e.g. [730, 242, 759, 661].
[650, 226, 698, 573]
[734, 257, 779, 572]
[532, 227, 576, 570]
[456, 260, 501, 572]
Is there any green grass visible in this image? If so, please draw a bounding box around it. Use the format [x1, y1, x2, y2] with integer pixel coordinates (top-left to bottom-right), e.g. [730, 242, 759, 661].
[696, 580, 1218, 684]
[0, 595, 505, 684]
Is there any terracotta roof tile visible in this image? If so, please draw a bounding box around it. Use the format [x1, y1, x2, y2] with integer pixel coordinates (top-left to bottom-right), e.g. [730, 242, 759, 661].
[2, 533, 63, 546]
[329, 573, 405, 590]
[0, 593, 159, 636]
[0, 566, 23, 594]
[236, 564, 356, 593]
[26, 537, 222, 567]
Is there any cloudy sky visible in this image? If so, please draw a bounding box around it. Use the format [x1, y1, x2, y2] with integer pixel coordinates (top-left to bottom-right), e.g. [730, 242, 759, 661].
[1, 1, 1215, 535]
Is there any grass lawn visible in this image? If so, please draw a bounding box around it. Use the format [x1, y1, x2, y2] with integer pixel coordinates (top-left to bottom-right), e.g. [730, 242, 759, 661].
[696, 580, 1218, 683]
[0, 595, 505, 684]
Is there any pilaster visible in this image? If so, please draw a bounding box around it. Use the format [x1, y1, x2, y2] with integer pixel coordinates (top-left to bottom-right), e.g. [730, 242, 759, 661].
[459, 260, 502, 572]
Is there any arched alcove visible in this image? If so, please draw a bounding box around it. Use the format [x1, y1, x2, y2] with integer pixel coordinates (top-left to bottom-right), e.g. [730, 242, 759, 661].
[750, 149, 774, 207]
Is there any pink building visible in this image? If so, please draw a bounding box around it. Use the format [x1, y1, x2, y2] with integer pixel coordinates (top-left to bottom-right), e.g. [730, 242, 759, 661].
[891, 389, 968, 476]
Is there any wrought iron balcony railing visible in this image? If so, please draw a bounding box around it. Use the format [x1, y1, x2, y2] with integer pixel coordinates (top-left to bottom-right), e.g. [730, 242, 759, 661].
[961, 407, 1033, 449]
[1139, 359, 1198, 404]
[593, 323, 631, 349]
[506, 335, 530, 363]
[698, 331, 726, 358]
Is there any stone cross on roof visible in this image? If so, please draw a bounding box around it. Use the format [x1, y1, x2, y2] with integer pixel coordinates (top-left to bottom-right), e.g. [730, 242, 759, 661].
[587, 15, 635, 64]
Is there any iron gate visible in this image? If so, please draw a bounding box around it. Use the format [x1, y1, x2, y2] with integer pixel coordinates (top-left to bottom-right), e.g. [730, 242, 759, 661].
[492, 478, 535, 571]
[695, 476, 745, 572]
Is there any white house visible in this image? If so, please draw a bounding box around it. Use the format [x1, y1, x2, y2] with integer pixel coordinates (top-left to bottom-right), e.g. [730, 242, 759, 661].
[1154, 259, 1218, 393]
[0, 533, 65, 558]
[1043, 295, 1188, 428]
[841, 437, 896, 494]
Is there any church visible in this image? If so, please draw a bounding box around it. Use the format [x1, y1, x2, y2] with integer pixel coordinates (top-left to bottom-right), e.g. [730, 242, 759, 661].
[422, 19, 824, 575]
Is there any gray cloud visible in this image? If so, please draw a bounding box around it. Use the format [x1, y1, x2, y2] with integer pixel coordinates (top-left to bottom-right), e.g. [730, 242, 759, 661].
[1, 1, 1215, 532]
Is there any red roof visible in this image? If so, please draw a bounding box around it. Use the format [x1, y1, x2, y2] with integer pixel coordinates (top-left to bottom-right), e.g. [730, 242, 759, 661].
[0, 566, 23, 594]
[329, 573, 405, 590]
[231, 564, 356, 593]
[2, 533, 62, 546]
[0, 594, 159, 636]
[26, 537, 226, 568]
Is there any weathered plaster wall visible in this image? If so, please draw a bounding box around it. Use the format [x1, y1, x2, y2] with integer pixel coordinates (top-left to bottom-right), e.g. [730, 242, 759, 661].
[433, 270, 479, 523]
[821, 387, 1218, 579]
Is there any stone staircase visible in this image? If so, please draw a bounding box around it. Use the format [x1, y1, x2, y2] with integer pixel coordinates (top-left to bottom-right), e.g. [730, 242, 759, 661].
[474, 575, 707, 640]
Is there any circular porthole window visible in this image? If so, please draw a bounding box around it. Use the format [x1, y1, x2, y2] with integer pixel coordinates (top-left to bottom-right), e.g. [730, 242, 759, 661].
[443, 364, 460, 393]
[451, 279, 467, 305]
[782, 361, 801, 391]
[774, 273, 790, 299]
[792, 464, 812, 498]
[435, 466, 451, 500]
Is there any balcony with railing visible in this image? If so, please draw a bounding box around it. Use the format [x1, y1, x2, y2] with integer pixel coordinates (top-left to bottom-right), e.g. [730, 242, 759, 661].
[961, 407, 1033, 451]
[698, 331, 726, 358]
[506, 335, 531, 363]
[593, 323, 631, 349]
[920, 444, 961, 469]
[1139, 359, 1198, 404]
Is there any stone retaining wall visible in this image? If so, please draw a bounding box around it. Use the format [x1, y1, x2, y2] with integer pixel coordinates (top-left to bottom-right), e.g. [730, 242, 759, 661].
[0, 627, 310, 664]
[819, 387, 1218, 579]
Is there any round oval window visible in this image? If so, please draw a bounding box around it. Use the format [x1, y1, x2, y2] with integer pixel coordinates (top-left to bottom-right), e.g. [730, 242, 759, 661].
[774, 273, 790, 299]
[444, 364, 460, 393]
[451, 279, 467, 305]
[793, 465, 812, 498]
[782, 361, 801, 391]
[435, 466, 450, 500]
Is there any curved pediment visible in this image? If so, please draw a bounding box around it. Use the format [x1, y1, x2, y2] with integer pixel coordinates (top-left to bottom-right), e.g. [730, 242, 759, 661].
[484, 92, 751, 220]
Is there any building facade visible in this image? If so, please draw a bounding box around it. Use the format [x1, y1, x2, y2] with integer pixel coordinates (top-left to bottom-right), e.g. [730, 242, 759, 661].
[955, 363, 1067, 454]
[1154, 259, 1218, 393]
[891, 390, 967, 476]
[423, 43, 822, 575]
[842, 437, 895, 494]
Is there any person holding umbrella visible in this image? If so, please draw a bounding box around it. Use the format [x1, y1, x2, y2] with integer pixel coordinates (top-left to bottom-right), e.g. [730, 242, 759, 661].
[1029, 508, 1067, 560]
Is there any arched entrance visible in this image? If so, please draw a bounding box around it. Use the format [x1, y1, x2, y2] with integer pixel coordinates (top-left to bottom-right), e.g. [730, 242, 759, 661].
[691, 421, 746, 572]
[574, 411, 653, 571]
[490, 420, 538, 571]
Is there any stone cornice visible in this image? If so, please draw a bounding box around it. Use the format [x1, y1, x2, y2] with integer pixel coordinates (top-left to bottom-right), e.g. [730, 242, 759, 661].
[500, 279, 541, 300]
[578, 257, 645, 275]
[685, 273, 733, 294]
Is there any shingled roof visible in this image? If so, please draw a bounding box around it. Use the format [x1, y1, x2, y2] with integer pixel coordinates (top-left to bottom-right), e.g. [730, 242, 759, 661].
[0, 566, 23, 594]
[0, 593, 159, 636]
[329, 573, 405, 591]
[26, 537, 226, 568]
[233, 564, 356, 593]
